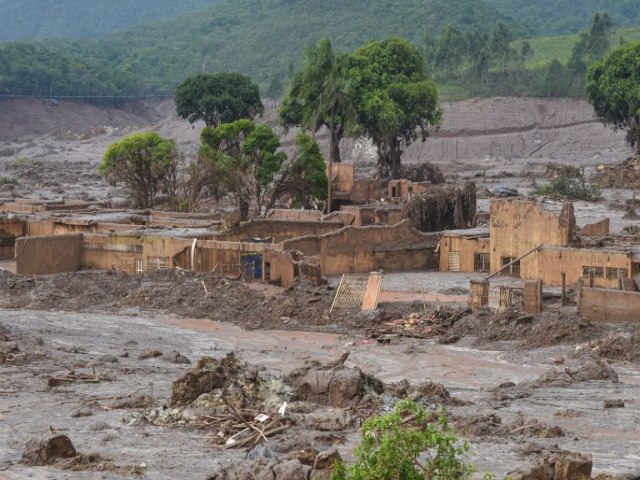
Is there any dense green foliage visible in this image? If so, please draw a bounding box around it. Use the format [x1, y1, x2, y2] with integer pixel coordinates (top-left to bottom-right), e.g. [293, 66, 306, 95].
[587, 42, 640, 154]
[288, 133, 329, 209]
[331, 401, 477, 480]
[100, 132, 178, 208]
[2, 0, 640, 99]
[485, 0, 640, 36]
[175, 73, 264, 127]
[0, 0, 219, 40]
[56, 0, 518, 92]
[351, 38, 442, 178]
[280, 40, 354, 165]
[199, 120, 327, 217]
[0, 42, 137, 97]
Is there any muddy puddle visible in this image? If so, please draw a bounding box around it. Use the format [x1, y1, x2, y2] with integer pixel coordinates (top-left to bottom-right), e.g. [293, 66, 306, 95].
[1, 309, 639, 479]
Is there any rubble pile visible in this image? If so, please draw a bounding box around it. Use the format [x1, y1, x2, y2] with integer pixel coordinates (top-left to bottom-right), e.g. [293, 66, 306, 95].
[450, 308, 606, 349]
[455, 414, 564, 439]
[588, 330, 640, 364]
[374, 307, 470, 340]
[594, 156, 640, 189]
[507, 449, 592, 480]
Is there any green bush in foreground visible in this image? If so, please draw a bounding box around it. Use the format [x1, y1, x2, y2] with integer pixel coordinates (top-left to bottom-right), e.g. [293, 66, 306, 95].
[330, 400, 484, 480]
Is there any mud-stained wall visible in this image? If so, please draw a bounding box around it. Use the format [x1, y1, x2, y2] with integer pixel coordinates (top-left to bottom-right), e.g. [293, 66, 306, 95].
[82, 233, 143, 272]
[266, 209, 323, 222]
[218, 219, 342, 243]
[340, 206, 403, 227]
[330, 163, 355, 193]
[490, 199, 575, 273]
[579, 287, 640, 322]
[439, 235, 491, 272]
[282, 221, 438, 276]
[15, 234, 83, 275]
[580, 218, 610, 237]
[522, 247, 631, 288]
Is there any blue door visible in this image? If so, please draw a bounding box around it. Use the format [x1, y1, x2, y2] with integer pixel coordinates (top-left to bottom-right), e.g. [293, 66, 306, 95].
[241, 253, 262, 279]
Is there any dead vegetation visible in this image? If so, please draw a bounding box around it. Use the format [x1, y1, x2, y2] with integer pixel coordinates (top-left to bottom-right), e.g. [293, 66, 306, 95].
[402, 181, 476, 232]
[398, 162, 445, 184]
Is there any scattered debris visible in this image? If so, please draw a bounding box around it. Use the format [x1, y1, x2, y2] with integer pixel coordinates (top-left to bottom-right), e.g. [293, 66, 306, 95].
[47, 371, 106, 387]
[455, 414, 564, 439]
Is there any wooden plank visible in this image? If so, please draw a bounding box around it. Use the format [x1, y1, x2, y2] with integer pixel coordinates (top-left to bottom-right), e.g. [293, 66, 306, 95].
[362, 272, 383, 310]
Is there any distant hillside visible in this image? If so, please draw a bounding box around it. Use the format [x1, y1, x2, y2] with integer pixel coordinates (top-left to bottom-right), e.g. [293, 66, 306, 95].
[0, 0, 219, 40]
[485, 0, 640, 35]
[79, 0, 520, 89]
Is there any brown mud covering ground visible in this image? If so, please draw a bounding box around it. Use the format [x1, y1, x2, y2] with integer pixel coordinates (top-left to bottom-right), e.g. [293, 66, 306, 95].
[1, 269, 638, 368]
[1, 300, 639, 480]
[0, 270, 382, 333]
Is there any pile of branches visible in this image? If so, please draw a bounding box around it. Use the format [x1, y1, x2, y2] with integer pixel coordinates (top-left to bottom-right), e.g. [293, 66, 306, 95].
[402, 181, 476, 232]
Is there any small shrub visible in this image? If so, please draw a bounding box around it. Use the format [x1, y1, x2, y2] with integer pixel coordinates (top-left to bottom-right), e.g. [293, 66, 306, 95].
[535, 173, 600, 201]
[0, 176, 17, 185]
[330, 400, 482, 480]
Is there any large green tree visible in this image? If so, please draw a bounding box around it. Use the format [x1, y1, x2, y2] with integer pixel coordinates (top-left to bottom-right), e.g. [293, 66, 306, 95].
[280, 40, 354, 165]
[586, 41, 640, 155]
[100, 132, 178, 208]
[175, 72, 264, 127]
[350, 37, 442, 179]
[200, 119, 286, 219]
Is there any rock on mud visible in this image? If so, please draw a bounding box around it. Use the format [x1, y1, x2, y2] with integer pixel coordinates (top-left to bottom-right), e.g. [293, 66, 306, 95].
[536, 359, 618, 386]
[22, 435, 77, 466]
[286, 358, 383, 408]
[171, 353, 259, 407]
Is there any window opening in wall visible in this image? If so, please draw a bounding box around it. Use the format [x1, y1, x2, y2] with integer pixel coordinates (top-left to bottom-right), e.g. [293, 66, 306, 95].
[135, 258, 144, 274]
[582, 266, 604, 278]
[448, 252, 461, 272]
[147, 256, 169, 270]
[391, 186, 397, 197]
[501, 257, 520, 276]
[474, 253, 490, 272]
[606, 267, 628, 279]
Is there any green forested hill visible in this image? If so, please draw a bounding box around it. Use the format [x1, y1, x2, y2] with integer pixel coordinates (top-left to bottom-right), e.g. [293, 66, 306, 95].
[0, 0, 219, 40]
[484, 0, 640, 35]
[0, 42, 137, 96]
[2, 0, 640, 99]
[74, 0, 520, 89]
